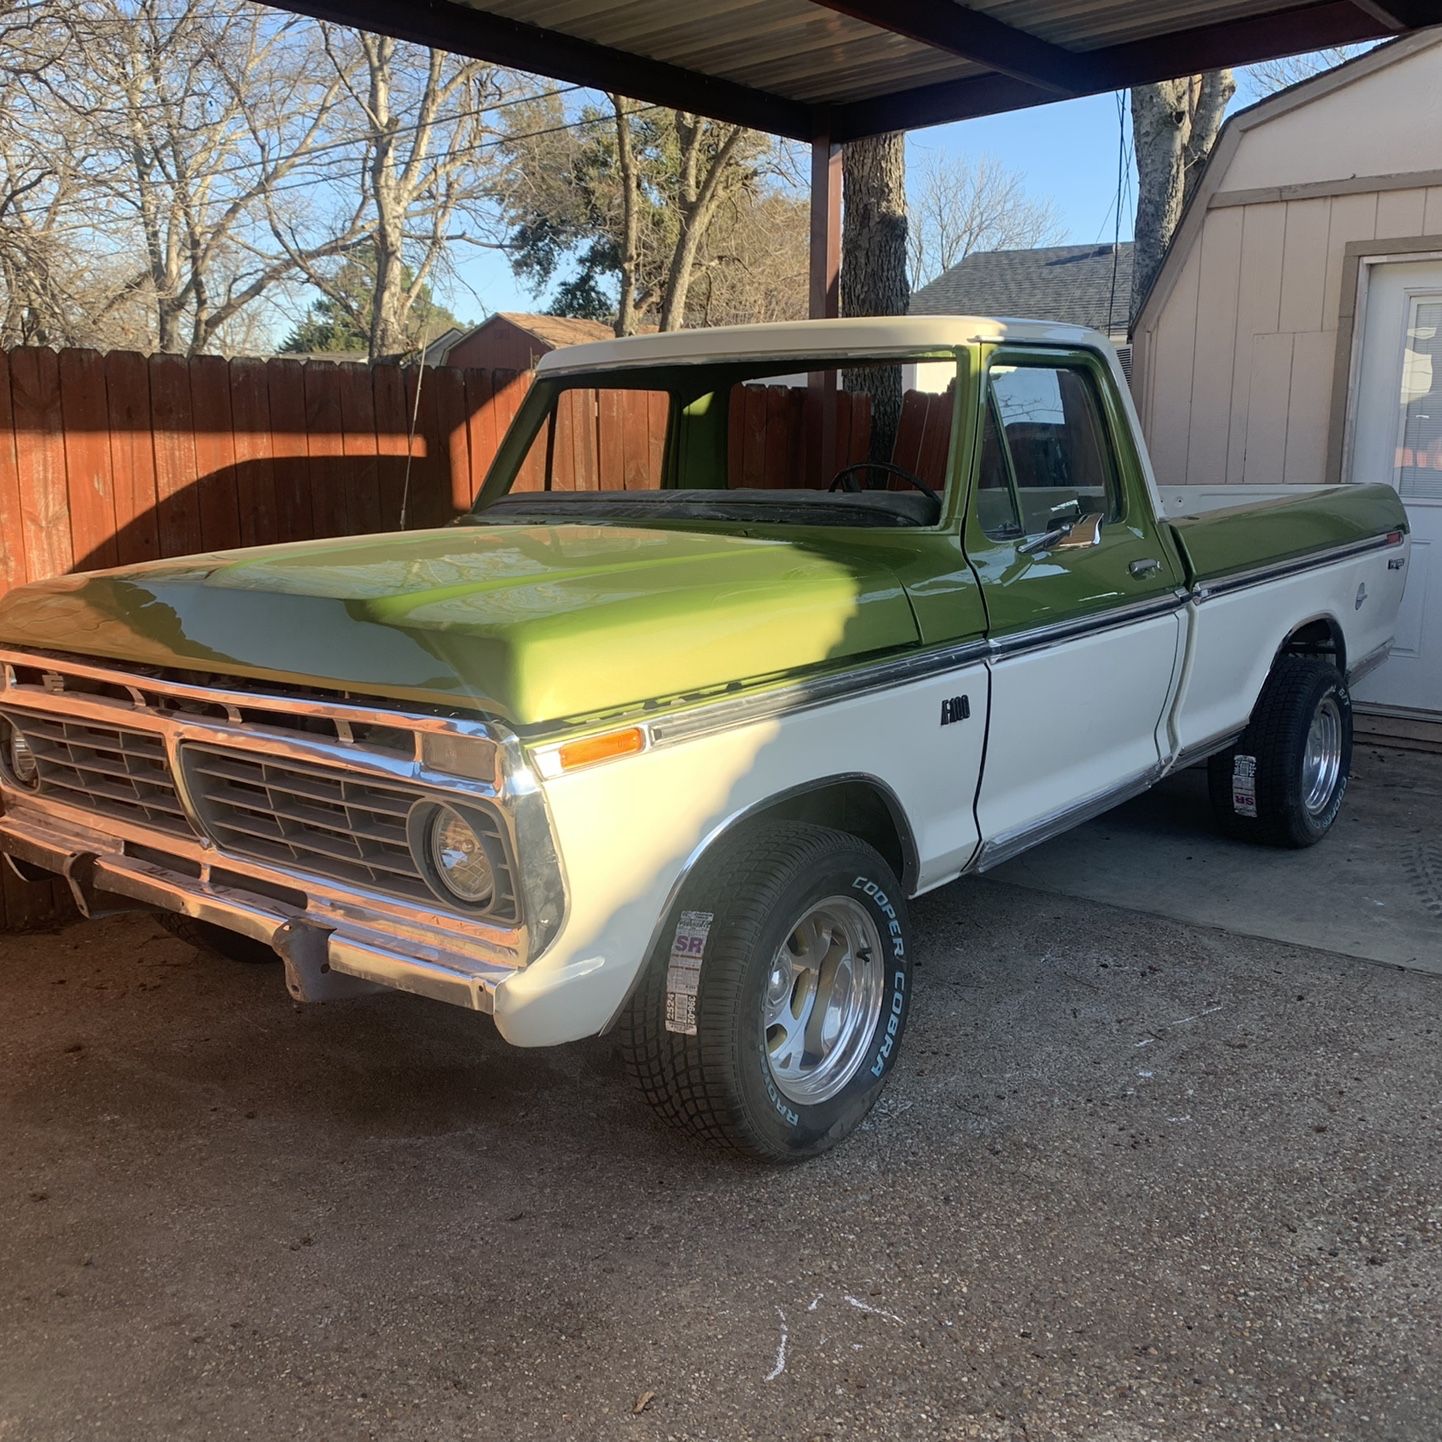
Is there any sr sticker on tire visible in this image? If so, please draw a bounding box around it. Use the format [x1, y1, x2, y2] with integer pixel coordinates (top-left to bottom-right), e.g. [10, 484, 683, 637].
[664, 909, 713, 1035]
[1231, 754, 1258, 817]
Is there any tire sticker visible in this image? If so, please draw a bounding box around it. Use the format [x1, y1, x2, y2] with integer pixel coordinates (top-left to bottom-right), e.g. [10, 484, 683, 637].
[664, 909, 712, 1035]
[1232, 754, 1258, 817]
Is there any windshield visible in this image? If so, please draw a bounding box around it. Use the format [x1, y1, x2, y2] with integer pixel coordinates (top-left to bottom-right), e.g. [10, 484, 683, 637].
[466, 352, 961, 530]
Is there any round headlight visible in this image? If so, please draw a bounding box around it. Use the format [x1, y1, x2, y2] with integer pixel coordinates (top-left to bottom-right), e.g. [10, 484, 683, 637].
[3, 721, 38, 789]
[426, 804, 495, 906]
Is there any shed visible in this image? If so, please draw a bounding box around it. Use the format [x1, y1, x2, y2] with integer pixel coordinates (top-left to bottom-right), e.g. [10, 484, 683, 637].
[432, 313, 618, 372]
[1131, 32, 1442, 739]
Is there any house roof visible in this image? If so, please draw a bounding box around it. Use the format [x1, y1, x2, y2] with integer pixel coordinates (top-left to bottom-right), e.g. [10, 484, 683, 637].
[910, 243, 1133, 335]
[490, 312, 620, 348]
[1133, 30, 1442, 335]
[266, 0, 1428, 143]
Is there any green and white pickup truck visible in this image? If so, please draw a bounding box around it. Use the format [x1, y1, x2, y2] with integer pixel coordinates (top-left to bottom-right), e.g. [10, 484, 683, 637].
[0, 317, 1409, 1159]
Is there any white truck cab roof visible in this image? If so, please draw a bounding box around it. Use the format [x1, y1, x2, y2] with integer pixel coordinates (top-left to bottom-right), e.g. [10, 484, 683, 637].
[535, 315, 1111, 375]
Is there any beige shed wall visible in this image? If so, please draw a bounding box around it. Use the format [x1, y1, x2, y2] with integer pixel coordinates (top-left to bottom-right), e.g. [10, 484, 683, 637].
[1224, 43, 1442, 191]
[1133, 38, 1442, 493]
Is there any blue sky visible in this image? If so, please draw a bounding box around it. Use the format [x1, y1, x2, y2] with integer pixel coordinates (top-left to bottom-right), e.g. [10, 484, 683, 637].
[444, 60, 1313, 322]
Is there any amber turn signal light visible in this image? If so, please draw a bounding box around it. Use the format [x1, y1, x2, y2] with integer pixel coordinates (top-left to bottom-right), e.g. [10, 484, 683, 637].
[555, 726, 646, 772]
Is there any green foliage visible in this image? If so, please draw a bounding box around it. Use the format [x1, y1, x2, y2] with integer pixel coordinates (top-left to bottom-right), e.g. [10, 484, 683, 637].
[280, 243, 462, 354]
[498, 96, 772, 328]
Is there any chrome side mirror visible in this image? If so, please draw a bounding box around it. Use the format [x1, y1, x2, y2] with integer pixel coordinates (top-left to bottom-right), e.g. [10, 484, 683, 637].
[1017, 512, 1104, 555]
[1054, 512, 1104, 549]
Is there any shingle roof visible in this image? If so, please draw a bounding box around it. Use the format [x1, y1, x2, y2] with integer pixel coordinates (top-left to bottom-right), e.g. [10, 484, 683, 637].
[909, 243, 1133, 336]
[494, 312, 620, 348]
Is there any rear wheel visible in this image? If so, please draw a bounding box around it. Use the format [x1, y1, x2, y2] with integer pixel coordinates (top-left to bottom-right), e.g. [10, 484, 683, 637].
[155, 913, 278, 965]
[1207, 656, 1352, 848]
[621, 821, 913, 1161]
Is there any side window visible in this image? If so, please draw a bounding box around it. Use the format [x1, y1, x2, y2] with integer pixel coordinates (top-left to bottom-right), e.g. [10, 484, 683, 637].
[984, 363, 1123, 538]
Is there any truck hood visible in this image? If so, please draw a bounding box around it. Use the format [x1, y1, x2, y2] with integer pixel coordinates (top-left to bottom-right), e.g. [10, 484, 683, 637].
[0, 524, 919, 728]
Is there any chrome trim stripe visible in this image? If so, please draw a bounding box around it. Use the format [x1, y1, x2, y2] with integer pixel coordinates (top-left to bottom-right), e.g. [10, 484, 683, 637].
[613, 597, 1190, 753]
[643, 638, 992, 746]
[1168, 729, 1243, 774]
[1188, 534, 1395, 602]
[986, 591, 1185, 661]
[1347, 640, 1393, 686]
[972, 763, 1164, 873]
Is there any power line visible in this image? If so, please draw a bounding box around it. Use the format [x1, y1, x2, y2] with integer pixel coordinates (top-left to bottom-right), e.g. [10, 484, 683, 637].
[0, 99, 666, 241]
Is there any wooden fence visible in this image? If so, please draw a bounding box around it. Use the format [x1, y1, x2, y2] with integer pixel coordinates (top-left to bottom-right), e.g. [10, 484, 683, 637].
[0, 344, 950, 929]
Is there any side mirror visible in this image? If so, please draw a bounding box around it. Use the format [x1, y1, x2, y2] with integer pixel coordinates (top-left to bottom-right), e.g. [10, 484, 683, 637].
[1054, 512, 1105, 549]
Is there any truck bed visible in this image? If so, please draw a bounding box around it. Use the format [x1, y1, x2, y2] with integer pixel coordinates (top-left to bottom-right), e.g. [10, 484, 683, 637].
[1166, 483, 1404, 588]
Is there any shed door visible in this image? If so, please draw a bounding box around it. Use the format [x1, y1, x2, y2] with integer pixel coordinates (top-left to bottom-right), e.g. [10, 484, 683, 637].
[1349, 259, 1442, 717]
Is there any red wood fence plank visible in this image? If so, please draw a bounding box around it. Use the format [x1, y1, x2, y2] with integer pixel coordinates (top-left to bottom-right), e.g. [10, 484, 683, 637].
[227, 358, 278, 548]
[9, 347, 74, 581]
[407, 364, 448, 528]
[0, 353, 30, 591]
[597, 387, 625, 491]
[337, 364, 383, 537]
[303, 363, 347, 539]
[57, 349, 118, 574]
[763, 385, 794, 487]
[188, 353, 242, 553]
[264, 358, 313, 543]
[740, 384, 768, 488]
[462, 369, 500, 500]
[429, 365, 472, 516]
[371, 364, 410, 528]
[103, 351, 161, 566]
[148, 353, 203, 559]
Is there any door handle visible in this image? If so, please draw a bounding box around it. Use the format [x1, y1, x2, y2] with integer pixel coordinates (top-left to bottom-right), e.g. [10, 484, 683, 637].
[1129, 557, 1162, 578]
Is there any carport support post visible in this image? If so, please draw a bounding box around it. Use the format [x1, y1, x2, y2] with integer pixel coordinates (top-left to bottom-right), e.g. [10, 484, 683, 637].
[808, 124, 841, 483]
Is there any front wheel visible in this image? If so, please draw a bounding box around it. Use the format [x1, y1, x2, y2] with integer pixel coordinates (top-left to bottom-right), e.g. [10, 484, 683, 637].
[621, 821, 913, 1161]
[1207, 657, 1353, 848]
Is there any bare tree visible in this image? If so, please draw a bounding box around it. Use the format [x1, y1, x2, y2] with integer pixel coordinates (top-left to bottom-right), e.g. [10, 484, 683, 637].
[688, 192, 809, 327]
[31, 0, 370, 354]
[301, 31, 506, 360]
[1243, 45, 1368, 99]
[907, 153, 1064, 290]
[1131, 70, 1235, 319]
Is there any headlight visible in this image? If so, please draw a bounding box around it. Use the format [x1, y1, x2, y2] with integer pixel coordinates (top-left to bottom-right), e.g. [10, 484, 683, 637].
[1, 719, 38, 790]
[415, 801, 496, 907]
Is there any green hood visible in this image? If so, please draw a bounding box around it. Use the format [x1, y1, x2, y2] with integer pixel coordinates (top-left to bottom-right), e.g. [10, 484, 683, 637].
[0, 524, 918, 728]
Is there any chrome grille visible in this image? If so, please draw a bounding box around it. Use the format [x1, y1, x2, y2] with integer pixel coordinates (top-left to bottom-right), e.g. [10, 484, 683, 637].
[3, 709, 194, 837]
[183, 745, 518, 920]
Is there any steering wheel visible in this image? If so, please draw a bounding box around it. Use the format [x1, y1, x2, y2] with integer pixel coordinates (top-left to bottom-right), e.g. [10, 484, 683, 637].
[827, 460, 939, 501]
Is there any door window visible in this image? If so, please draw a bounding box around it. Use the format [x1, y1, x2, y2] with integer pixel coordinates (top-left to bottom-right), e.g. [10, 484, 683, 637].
[980, 363, 1123, 539]
[1396, 296, 1442, 501]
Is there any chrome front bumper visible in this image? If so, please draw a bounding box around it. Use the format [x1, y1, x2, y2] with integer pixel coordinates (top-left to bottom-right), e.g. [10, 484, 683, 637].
[1, 803, 515, 1011]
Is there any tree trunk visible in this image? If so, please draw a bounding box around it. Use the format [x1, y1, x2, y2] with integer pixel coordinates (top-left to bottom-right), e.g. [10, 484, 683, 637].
[612, 98, 640, 336]
[841, 132, 908, 464]
[1130, 70, 1234, 321]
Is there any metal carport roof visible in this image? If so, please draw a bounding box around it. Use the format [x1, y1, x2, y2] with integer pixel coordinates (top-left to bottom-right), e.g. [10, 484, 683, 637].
[268, 0, 1441, 141]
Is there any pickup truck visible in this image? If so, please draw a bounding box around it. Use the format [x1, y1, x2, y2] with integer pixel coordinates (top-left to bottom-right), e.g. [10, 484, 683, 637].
[0, 317, 1409, 1160]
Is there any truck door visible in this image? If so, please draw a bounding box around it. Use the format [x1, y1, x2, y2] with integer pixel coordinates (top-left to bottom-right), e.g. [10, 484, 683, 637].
[967, 347, 1186, 868]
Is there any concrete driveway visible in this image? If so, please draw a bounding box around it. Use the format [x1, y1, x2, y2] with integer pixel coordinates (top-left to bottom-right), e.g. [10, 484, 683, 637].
[2, 839, 1440, 1440]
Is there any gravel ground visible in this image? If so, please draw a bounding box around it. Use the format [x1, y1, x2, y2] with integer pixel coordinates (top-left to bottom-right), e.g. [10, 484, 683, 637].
[1, 879, 1440, 1442]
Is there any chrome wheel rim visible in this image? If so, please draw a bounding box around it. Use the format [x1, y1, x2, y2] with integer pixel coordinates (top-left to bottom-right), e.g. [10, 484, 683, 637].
[763, 897, 885, 1106]
[1302, 695, 1344, 816]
